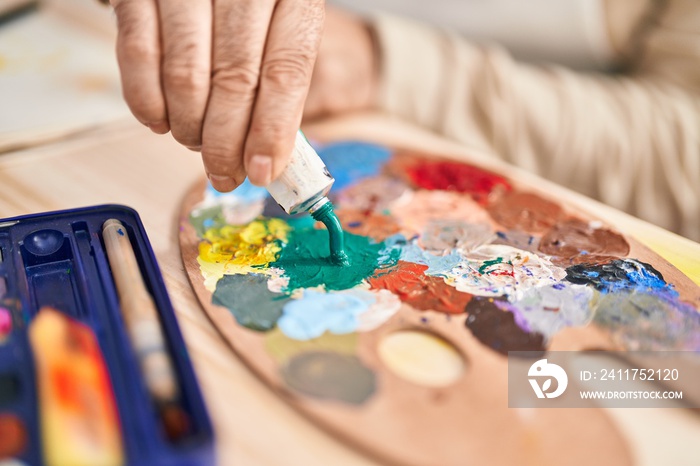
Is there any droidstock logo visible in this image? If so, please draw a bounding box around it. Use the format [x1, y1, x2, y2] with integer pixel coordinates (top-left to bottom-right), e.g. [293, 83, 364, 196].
[528, 359, 568, 399]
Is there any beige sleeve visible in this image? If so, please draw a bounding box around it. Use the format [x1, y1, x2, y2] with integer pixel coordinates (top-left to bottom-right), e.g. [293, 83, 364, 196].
[371, 0, 700, 241]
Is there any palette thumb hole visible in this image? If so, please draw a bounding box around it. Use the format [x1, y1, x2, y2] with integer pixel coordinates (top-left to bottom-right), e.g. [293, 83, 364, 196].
[0, 205, 213, 466]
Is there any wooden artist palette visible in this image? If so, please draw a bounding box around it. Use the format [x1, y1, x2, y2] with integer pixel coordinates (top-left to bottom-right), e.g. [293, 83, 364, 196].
[179, 142, 700, 465]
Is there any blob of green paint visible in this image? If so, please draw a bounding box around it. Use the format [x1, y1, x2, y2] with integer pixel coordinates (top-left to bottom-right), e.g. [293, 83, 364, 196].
[271, 227, 397, 292]
[212, 273, 289, 331]
[479, 257, 504, 274]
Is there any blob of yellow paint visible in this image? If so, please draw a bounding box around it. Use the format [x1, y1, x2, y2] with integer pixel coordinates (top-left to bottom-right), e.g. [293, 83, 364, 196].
[264, 328, 358, 364]
[197, 218, 290, 291]
[378, 330, 464, 387]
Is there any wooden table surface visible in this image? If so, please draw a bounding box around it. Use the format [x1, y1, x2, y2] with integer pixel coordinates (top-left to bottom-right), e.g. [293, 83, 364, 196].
[0, 114, 699, 465]
[2, 3, 699, 464]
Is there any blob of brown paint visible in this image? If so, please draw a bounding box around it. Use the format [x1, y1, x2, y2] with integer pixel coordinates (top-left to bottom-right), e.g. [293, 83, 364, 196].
[369, 261, 472, 314]
[465, 296, 546, 356]
[539, 218, 630, 266]
[331, 208, 401, 242]
[487, 191, 566, 234]
[0, 413, 27, 458]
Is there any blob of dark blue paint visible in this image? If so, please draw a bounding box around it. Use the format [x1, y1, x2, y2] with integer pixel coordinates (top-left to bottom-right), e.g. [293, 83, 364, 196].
[565, 259, 673, 295]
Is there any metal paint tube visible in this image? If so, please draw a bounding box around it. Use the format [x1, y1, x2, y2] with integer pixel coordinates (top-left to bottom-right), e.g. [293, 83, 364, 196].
[266, 131, 349, 266]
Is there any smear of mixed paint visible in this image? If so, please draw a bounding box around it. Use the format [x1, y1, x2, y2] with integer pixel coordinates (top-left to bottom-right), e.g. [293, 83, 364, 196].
[197, 218, 290, 291]
[389, 190, 496, 237]
[420, 220, 493, 254]
[496, 283, 596, 340]
[336, 175, 411, 213]
[594, 291, 700, 351]
[381, 235, 462, 277]
[334, 209, 401, 241]
[444, 244, 566, 299]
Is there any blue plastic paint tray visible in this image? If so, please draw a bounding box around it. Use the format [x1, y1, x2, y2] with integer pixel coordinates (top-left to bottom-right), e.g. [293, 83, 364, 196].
[0, 204, 214, 465]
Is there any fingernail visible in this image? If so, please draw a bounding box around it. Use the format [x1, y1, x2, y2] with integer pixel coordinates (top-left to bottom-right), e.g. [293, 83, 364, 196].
[186, 145, 202, 152]
[147, 121, 170, 134]
[208, 174, 237, 192]
[248, 155, 272, 187]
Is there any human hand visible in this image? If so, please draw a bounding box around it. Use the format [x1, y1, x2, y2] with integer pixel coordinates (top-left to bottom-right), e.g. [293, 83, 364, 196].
[304, 7, 379, 120]
[110, 0, 324, 190]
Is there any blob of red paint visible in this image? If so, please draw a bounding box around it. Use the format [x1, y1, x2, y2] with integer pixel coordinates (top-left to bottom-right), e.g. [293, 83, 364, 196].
[406, 160, 512, 205]
[369, 261, 472, 314]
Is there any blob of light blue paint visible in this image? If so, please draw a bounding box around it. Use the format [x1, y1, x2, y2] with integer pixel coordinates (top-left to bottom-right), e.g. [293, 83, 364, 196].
[277, 290, 374, 340]
[380, 234, 462, 276]
[316, 141, 392, 190]
[207, 178, 268, 202]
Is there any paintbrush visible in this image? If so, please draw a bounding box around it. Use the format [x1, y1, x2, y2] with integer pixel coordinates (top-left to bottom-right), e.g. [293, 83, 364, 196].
[102, 219, 188, 439]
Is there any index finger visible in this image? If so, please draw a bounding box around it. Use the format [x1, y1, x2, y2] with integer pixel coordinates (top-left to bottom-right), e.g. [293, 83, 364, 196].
[112, 0, 168, 133]
[243, 0, 324, 186]
[200, 0, 276, 192]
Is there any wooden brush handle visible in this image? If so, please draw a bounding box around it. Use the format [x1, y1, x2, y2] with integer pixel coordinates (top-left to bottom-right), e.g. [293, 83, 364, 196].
[102, 219, 178, 402]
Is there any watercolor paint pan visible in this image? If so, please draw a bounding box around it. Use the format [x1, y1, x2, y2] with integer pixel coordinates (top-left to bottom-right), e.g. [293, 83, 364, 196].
[0, 204, 214, 466]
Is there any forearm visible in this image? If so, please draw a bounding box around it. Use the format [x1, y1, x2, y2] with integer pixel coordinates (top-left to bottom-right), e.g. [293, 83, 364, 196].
[370, 9, 700, 239]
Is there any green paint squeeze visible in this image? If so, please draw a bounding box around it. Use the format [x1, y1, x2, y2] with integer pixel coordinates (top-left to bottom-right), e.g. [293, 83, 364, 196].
[310, 200, 349, 266]
[271, 227, 395, 292]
